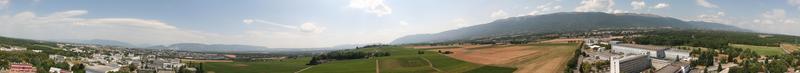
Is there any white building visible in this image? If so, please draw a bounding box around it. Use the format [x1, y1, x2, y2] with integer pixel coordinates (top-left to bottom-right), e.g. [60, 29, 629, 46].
[610, 55, 652, 73]
[612, 44, 667, 58]
[664, 49, 691, 61]
[0, 46, 27, 51]
[611, 43, 690, 60]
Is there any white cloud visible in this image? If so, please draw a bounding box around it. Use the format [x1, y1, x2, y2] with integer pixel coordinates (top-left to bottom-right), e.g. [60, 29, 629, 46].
[0, 10, 208, 46]
[241, 19, 326, 33]
[299, 22, 325, 33]
[791, 0, 800, 5]
[695, 0, 718, 8]
[753, 9, 796, 25]
[490, 10, 508, 19]
[695, 11, 729, 24]
[630, 0, 646, 10]
[450, 18, 468, 27]
[242, 19, 298, 29]
[575, 0, 615, 12]
[349, 0, 392, 17]
[761, 9, 787, 19]
[653, 3, 670, 9]
[399, 21, 409, 26]
[0, 10, 339, 48]
[743, 9, 800, 36]
[0, 0, 9, 9]
[790, 0, 800, 9]
[242, 19, 254, 24]
[526, 0, 562, 15]
[75, 18, 177, 29]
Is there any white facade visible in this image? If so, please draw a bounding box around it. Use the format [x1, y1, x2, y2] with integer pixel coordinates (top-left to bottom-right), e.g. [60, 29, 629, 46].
[610, 55, 651, 73]
[611, 44, 665, 58]
[664, 50, 691, 60]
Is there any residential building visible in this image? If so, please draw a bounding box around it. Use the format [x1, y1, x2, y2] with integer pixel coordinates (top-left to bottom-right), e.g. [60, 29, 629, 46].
[9, 63, 37, 73]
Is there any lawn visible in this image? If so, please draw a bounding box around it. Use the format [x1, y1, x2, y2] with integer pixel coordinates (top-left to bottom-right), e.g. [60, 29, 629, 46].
[204, 57, 311, 73]
[731, 44, 785, 56]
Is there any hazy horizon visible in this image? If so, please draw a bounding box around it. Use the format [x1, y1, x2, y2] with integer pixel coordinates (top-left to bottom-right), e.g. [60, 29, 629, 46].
[1, 0, 799, 48]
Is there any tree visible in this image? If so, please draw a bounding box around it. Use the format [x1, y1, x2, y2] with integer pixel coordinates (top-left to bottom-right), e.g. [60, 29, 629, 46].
[306, 56, 321, 65]
[717, 62, 723, 72]
[127, 64, 138, 72]
[766, 59, 788, 73]
[71, 64, 86, 73]
[54, 62, 70, 69]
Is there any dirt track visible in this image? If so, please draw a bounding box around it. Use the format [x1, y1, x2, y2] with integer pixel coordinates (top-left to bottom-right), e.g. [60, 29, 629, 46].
[781, 44, 799, 53]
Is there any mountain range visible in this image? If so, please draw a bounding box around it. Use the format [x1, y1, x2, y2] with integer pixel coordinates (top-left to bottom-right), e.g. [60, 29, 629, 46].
[146, 43, 364, 53]
[391, 12, 751, 44]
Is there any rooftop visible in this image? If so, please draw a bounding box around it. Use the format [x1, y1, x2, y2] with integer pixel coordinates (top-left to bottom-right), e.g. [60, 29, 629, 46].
[614, 44, 668, 51]
[655, 62, 689, 73]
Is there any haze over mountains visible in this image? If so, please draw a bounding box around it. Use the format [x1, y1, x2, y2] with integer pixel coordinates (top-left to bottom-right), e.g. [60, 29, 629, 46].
[391, 12, 752, 44]
[47, 12, 758, 52]
[32, 12, 765, 53]
[51, 39, 364, 53]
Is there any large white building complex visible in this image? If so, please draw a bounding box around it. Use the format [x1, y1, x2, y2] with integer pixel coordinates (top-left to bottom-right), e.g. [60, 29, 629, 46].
[610, 55, 652, 73]
[610, 43, 689, 60]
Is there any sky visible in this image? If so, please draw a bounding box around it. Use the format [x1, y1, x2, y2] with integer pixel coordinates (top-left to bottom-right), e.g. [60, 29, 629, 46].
[0, 0, 799, 48]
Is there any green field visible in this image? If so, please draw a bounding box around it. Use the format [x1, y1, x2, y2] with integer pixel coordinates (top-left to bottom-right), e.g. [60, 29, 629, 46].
[731, 44, 785, 56]
[302, 46, 514, 73]
[464, 66, 517, 73]
[203, 46, 513, 73]
[204, 58, 312, 73]
[301, 58, 377, 73]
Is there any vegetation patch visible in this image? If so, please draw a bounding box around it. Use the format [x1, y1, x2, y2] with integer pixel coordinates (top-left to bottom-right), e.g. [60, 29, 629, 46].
[730, 44, 785, 56]
[464, 66, 517, 73]
[204, 58, 311, 73]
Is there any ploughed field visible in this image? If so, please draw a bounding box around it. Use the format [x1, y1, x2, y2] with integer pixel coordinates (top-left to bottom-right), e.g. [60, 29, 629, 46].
[416, 41, 580, 73]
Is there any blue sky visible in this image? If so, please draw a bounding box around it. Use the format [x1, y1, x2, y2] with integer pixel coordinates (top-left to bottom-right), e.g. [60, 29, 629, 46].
[1, 0, 799, 48]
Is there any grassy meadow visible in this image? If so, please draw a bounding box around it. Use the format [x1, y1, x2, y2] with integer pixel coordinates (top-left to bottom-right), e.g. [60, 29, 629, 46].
[731, 44, 785, 56]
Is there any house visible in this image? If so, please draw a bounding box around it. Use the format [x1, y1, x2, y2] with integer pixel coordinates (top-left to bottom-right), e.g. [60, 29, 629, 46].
[0, 46, 27, 51]
[610, 55, 651, 73]
[9, 63, 37, 73]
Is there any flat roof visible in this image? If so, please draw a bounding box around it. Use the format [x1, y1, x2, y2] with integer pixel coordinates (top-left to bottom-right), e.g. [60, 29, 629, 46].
[655, 62, 689, 73]
[614, 44, 668, 51]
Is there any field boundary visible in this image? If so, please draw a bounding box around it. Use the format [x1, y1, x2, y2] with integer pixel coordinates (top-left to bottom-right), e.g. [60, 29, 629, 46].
[294, 66, 314, 73]
[420, 57, 443, 72]
[375, 59, 381, 73]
